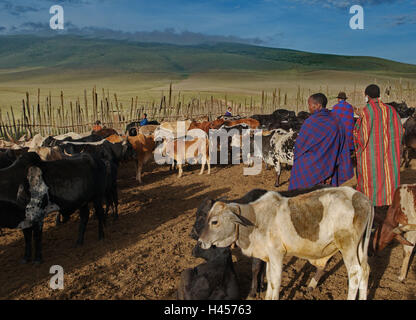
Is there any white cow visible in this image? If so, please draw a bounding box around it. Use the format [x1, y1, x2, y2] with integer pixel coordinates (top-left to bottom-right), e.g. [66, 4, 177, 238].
[198, 187, 374, 300]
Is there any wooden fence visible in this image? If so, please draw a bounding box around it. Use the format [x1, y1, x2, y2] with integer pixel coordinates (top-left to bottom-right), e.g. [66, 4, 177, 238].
[1, 81, 415, 139]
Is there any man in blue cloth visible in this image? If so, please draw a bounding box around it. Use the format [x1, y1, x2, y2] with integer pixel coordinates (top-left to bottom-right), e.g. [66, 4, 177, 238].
[331, 92, 355, 152]
[140, 113, 149, 126]
[288, 93, 353, 190]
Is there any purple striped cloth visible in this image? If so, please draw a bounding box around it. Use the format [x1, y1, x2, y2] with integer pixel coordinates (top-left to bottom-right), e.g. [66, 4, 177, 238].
[288, 108, 354, 190]
[331, 100, 355, 151]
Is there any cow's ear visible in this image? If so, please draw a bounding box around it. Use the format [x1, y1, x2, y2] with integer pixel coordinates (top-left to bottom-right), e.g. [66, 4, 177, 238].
[228, 205, 254, 227]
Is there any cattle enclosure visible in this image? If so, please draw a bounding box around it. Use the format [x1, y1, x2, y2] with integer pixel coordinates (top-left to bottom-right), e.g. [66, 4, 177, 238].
[1, 80, 416, 138]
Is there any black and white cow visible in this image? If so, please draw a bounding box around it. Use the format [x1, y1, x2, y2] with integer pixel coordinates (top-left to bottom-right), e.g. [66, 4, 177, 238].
[256, 129, 297, 187]
[0, 152, 108, 263]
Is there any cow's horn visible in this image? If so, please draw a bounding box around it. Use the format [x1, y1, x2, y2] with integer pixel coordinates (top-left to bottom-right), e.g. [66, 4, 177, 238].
[6, 132, 18, 144]
[399, 224, 416, 233]
[394, 234, 414, 247]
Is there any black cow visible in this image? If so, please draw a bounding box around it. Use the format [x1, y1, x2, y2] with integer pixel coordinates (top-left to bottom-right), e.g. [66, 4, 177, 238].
[0, 152, 108, 263]
[42, 134, 104, 147]
[252, 109, 303, 131]
[125, 121, 160, 135]
[190, 185, 329, 298]
[402, 115, 416, 168]
[177, 243, 240, 300]
[57, 139, 134, 222]
[0, 149, 17, 168]
[387, 101, 415, 119]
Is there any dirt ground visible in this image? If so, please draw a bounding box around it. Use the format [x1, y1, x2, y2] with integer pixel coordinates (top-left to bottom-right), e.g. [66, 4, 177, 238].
[1, 160, 416, 300]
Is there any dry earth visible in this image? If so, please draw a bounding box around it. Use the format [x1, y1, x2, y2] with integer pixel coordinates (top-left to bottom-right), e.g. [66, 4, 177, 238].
[1, 160, 416, 300]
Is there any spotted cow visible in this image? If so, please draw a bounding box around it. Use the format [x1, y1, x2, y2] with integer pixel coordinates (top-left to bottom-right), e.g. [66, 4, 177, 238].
[253, 129, 297, 187]
[198, 187, 374, 300]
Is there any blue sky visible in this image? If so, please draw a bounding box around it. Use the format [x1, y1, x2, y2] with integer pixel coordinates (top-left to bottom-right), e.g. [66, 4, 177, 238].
[1, 0, 416, 64]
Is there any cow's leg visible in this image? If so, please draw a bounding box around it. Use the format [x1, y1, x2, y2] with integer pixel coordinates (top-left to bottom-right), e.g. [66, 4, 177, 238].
[112, 185, 119, 221]
[398, 233, 416, 282]
[76, 205, 90, 246]
[22, 227, 33, 263]
[94, 201, 105, 241]
[401, 147, 407, 167]
[274, 161, 281, 187]
[136, 159, 143, 183]
[405, 148, 412, 168]
[264, 262, 272, 299]
[33, 223, 43, 264]
[249, 258, 265, 298]
[307, 256, 333, 291]
[207, 155, 211, 175]
[266, 253, 284, 300]
[178, 163, 183, 178]
[341, 249, 362, 300]
[55, 213, 62, 226]
[199, 158, 205, 175]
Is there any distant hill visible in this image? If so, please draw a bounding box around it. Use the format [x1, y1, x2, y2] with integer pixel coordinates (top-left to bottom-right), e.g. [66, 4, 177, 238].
[0, 35, 416, 76]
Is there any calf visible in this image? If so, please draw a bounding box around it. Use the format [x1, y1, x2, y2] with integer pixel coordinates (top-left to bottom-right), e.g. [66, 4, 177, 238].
[177, 243, 240, 300]
[373, 184, 416, 281]
[162, 132, 210, 178]
[198, 187, 374, 300]
[127, 133, 156, 183]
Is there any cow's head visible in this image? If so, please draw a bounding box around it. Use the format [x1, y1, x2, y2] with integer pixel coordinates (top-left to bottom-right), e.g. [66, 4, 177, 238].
[373, 207, 416, 252]
[121, 138, 136, 161]
[189, 198, 215, 240]
[198, 202, 254, 249]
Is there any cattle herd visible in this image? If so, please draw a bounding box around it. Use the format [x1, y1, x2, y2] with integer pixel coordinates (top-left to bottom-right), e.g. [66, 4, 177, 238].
[1, 100, 416, 300]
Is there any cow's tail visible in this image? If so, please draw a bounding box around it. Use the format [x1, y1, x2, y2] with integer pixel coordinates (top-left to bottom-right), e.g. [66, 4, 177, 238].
[358, 202, 374, 266]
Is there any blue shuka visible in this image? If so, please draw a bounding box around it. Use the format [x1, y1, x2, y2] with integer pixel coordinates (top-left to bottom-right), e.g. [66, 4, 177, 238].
[331, 100, 355, 151]
[288, 108, 354, 190]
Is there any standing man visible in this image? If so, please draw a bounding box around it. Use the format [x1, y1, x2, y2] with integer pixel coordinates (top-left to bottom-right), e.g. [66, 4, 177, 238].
[353, 84, 403, 206]
[140, 113, 149, 126]
[289, 93, 353, 190]
[332, 92, 355, 152]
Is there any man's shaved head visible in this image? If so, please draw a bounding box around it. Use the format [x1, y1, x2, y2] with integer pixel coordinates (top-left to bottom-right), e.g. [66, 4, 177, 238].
[309, 93, 328, 108]
[365, 84, 380, 99]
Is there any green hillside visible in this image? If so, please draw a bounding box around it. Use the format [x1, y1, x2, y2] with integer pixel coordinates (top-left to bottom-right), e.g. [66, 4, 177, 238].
[0, 35, 415, 75]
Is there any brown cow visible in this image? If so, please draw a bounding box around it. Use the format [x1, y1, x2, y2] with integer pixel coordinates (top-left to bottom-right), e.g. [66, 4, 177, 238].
[162, 134, 210, 178]
[223, 118, 260, 129]
[373, 184, 416, 282]
[188, 119, 227, 134]
[188, 121, 213, 134]
[139, 125, 159, 136]
[127, 133, 155, 183]
[106, 134, 125, 144]
[93, 128, 119, 138]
